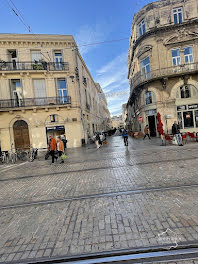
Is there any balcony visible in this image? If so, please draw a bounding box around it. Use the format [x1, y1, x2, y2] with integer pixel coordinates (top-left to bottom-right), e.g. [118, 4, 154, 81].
[0, 61, 69, 72]
[131, 62, 198, 90]
[0, 96, 71, 109]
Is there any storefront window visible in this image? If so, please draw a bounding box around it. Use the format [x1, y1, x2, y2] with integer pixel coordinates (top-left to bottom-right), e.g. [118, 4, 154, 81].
[183, 111, 194, 128]
[195, 111, 198, 127]
[177, 112, 183, 129]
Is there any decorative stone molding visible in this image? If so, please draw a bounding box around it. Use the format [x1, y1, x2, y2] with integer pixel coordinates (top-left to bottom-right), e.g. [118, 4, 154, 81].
[136, 45, 153, 58]
[164, 28, 198, 46]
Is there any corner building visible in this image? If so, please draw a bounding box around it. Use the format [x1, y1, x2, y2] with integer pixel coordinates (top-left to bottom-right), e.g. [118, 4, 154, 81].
[127, 0, 198, 136]
[0, 34, 110, 151]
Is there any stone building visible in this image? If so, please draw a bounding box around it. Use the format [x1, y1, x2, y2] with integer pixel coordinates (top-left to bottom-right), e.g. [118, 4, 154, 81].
[0, 33, 110, 151]
[122, 103, 128, 128]
[111, 115, 124, 129]
[127, 0, 198, 136]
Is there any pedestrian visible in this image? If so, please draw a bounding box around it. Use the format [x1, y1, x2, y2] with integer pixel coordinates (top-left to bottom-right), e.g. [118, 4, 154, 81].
[122, 129, 129, 146]
[48, 135, 57, 164]
[143, 125, 151, 140]
[61, 134, 67, 149]
[172, 121, 183, 146]
[57, 136, 65, 163]
[95, 133, 102, 149]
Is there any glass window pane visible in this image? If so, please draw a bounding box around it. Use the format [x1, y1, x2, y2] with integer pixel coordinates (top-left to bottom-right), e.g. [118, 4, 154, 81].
[177, 112, 183, 129]
[190, 55, 193, 62]
[195, 111, 198, 127]
[174, 14, 178, 24]
[58, 80, 66, 89]
[183, 111, 194, 128]
[185, 56, 188, 63]
[179, 13, 183, 23]
[172, 49, 180, 57]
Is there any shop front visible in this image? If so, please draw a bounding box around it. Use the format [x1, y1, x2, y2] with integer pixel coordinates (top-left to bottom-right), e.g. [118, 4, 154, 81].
[146, 109, 157, 137]
[177, 104, 198, 132]
[46, 125, 65, 143]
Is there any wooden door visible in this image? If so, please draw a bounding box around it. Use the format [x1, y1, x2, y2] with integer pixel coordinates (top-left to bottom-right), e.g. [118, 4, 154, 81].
[13, 120, 30, 149]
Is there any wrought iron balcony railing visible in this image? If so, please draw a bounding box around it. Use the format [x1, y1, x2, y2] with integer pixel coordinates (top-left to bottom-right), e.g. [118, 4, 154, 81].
[131, 62, 198, 90]
[0, 96, 71, 109]
[0, 61, 69, 71]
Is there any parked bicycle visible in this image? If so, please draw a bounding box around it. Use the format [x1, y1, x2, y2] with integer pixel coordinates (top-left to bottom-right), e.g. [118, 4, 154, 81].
[29, 146, 38, 162]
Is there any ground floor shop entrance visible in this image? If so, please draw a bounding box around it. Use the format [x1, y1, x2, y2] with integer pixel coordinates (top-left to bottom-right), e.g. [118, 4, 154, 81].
[148, 115, 156, 137]
[46, 125, 65, 144]
[13, 120, 30, 149]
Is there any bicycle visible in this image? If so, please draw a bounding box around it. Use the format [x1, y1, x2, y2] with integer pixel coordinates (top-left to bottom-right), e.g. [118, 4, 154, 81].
[29, 146, 38, 162]
[16, 149, 29, 161]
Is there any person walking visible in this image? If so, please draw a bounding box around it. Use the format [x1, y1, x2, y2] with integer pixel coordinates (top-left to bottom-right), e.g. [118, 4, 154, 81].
[122, 129, 129, 146]
[95, 133, 102, 149]
[61, 134, 67, 149]
[143, 125, 151, 140]
[49, 135, 57, 164]
[57, 136, 65, 163]
[172, 121, 183, 146]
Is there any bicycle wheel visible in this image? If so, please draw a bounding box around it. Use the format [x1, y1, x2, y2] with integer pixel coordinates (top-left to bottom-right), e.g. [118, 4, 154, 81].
[21, 151, 27, 161]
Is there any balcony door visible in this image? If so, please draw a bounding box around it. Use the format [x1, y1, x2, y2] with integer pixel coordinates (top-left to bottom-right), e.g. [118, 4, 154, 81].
[33, 79, 47, 105]
[7, 50, 18, 70]
[10, 79, 24, 107]
[54, 51, 63, 69]
[57, 79, 67, 103]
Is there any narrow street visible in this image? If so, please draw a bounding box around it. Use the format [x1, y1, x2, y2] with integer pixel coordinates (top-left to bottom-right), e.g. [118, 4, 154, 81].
[0, 136, 198, 263]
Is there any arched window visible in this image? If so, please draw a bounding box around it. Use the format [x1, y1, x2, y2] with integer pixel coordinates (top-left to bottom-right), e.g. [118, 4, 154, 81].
[176, 85, 198, 99]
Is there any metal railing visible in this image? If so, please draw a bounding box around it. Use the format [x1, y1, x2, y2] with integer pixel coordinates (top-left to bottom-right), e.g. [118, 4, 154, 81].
[131, 62, 198, 89]
[0, 61, 69, 71]
[0, 96, 71, 108]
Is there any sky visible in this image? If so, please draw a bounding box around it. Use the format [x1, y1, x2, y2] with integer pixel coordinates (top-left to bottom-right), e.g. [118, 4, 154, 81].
[0, 0, 152, 116]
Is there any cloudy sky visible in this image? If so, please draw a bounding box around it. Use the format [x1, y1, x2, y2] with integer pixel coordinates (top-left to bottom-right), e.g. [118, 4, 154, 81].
[0, 0, 151, 115]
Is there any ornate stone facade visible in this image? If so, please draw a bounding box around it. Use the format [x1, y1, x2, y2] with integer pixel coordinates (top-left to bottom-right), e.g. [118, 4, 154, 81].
[127, 0, 198, 136]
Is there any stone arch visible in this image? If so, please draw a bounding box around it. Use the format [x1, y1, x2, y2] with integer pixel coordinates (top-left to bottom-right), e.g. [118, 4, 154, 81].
[170, 79, 198, 99]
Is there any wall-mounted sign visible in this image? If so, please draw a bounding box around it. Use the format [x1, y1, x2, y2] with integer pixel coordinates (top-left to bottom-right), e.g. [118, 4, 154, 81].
[188, 104, 198, 110]
[186, 114, 191, 119]
[177, 105, 186, 111]
[46, 126, 65, 131]
[138, 116, 143, 122]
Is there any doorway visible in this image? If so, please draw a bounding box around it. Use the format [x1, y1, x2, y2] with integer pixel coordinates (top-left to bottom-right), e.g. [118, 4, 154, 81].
[148, 115, 156, 137]
[13, 120, 30, 149]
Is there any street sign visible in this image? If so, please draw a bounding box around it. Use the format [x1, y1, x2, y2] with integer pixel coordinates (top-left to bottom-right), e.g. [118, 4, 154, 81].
[138, 116, 143, 122]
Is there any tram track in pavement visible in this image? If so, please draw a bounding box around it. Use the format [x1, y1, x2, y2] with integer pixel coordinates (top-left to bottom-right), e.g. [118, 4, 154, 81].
[1, 181, 198, 210]
[5, 244, 198, 263]
[0, 155, 198, 183]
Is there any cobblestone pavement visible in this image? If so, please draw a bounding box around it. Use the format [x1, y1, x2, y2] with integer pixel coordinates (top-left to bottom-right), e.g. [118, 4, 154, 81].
[1, 136, 198, 263]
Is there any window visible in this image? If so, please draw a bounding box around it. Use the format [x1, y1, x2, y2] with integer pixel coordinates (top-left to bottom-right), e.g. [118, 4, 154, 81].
[141, 57, 150, 79]
[54, 51, 63, 69]
[180, 85, 191, 98]
[33, 79, 46, 105]
[184, 47, 193, 63]
[57, 79, 68, 103]
[183, 111, 194, 128]
[50, 114, 58, 123]
[138, 20, 146, 36]
[172, 49, 181, 66]
[195, 111, 198, 127]
[173, 7, 183, 24]
[145, 91, 152, 105]
[8, 50, 17, 70]
[10, 79, 23, 106]
[31, 50, 42, 62]
[177, 112, 183, 129]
